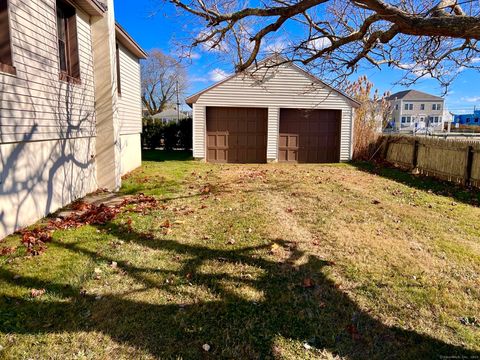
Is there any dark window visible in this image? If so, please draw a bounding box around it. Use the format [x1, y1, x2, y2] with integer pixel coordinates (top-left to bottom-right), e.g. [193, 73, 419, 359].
[116, 43, 121, 95]
[56, 0, 80, 82]
[0, 0, 15, 75]
[420, 104, 425, 110]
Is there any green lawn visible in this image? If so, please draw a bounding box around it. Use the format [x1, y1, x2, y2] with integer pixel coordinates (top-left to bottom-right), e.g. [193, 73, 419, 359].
[1, 151, 479, 359]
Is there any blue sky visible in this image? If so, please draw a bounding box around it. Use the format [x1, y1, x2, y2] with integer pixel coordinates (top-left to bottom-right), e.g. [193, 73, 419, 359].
[115, 0, 480, 114]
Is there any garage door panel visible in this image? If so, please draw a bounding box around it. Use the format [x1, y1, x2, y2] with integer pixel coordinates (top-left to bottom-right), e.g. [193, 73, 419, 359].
[247, 121, 256, 132]
[206, 107, 267, 163]
[279, 109, 341, 163]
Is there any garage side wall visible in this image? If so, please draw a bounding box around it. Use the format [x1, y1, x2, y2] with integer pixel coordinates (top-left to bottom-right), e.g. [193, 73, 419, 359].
[192, 63, 354, 161]
[192, 104, 206, 159]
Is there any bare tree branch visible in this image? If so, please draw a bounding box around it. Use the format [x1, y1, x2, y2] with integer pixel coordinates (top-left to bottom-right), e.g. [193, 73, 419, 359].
[168, 0, 480, 89]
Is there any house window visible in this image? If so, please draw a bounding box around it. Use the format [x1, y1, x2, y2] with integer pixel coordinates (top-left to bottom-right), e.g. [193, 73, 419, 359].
[404, 103, 413, 110]
[116, 43, 121, 95]
[401, 117, 406, 123]
[432, 103, 442, 111]
[395, 104, 399, 110]
[56, 0, 80, 82]
[0, 0, 15, 75]
[420, 104, 425, 110]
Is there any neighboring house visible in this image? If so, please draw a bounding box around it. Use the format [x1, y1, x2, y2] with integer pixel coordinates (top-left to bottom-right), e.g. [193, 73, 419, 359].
[454, 109, 480, 126]
[387, 90, 445, 131]
[0, 0, 147, 239]
[186, 55, 359, 164]
[150, 107, 191, 123]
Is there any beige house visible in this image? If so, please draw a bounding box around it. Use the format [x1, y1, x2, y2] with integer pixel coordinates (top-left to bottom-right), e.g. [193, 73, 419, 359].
[186, 56, 359, 163]
[387, 90, 445, 131]
[0, 0, 146, 239]
[151, 107, 191, 123]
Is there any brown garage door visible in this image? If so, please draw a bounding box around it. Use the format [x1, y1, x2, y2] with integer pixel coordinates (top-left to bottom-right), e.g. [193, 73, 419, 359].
[206, 107, 267, 163]
[279, 109, 341, 163]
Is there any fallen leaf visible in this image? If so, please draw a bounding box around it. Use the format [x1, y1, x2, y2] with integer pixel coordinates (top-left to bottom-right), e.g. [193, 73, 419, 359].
[30, 288, 46, 298]
[302, 277, 315, 288]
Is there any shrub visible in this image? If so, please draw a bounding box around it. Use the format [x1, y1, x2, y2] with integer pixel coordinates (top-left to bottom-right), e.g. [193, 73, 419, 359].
[141, 117, 192, 150]
[142, 118, 163, 150]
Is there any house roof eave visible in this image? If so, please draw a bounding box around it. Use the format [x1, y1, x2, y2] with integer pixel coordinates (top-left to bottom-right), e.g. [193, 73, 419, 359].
[72, 0, 106, 16]
[115, 23, 148, 59]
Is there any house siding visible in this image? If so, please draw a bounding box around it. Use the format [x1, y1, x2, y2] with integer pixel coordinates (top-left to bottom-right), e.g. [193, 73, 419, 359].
[0, 0, 97, 239]
[117, 43, 142, 175]
[1, 0, 96, 143]
[118, 42, 142, 135]
[191, 63, 354, 161]
[192, 103, 206, 159]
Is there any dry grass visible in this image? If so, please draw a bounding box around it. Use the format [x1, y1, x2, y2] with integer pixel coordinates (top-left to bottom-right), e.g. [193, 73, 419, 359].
[0, 150, 479, 359]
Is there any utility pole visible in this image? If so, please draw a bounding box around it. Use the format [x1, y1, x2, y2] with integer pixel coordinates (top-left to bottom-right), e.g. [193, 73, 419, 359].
[176, 80, 180, 122]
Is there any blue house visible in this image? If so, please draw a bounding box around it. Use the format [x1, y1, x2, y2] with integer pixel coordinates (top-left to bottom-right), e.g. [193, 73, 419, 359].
[454, 110, 480, 125]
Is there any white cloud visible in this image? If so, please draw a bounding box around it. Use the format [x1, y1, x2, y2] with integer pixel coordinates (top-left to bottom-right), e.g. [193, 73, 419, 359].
[190, 75, 208, 83]
[310, 37, 332, 50]
[462, 96, 480, 103]
[209, 68, 230, 82]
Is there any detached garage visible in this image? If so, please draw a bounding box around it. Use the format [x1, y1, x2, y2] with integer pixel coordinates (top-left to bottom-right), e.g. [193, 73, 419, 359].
[186, 56, 360, 163]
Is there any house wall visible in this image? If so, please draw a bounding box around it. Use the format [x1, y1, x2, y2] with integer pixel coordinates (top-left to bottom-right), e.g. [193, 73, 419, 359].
[191, 63, 354, 161]
[0, 0, 97, 238]
[117, 42, 142, 175]
[390, 99, 445, 130]
[120, 133, 141, 175]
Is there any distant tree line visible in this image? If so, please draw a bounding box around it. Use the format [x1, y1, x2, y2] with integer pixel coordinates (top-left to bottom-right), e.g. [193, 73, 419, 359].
[141, 118, 192, 151]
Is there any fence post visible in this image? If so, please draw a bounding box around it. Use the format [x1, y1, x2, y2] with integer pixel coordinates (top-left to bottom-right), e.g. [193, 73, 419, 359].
[464, 145, 474, 185]
[412, 140, 419, 169]
[381, 137, 390, 160]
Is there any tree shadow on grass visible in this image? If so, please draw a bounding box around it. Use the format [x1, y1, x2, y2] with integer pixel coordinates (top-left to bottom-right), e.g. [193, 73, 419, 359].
[352, 161, 480, 207]
[1, 221, 478, 359]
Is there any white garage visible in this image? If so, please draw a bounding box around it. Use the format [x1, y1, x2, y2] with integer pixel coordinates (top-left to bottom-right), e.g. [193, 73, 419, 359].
[186, 56, 360, 163]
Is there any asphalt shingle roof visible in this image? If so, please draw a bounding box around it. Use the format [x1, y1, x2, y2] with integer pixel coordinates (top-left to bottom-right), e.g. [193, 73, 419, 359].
[386, 90, 443, 101]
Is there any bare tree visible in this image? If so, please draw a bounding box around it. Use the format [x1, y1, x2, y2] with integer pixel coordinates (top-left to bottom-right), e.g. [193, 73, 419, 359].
[142, 50, 188, 116]
[168, 0, 480, 89]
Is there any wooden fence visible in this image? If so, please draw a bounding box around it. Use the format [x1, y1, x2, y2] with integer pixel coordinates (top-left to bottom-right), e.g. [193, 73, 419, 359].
[379, 135, 480, 187]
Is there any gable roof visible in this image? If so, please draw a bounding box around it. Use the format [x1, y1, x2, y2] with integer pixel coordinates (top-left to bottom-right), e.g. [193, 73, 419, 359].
[115, 23, 148, 59]
[387, 90, 444, 101]
[185, 55, 360, 108]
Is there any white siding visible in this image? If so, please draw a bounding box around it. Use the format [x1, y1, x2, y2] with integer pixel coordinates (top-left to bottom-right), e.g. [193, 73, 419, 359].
[192, 63, 355, 161]
[118, 43, 142, 135]
[120, 133, 141, 175]
[192, 104, 206, 159]
[0, 0, 96, 143]
[267, 107, 279, 160]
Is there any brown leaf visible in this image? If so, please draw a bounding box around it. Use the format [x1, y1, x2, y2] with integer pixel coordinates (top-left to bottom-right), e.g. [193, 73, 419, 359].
[0, 246, 17, 256]
[346, 324, 362, 340]
[160, 219, 171, 228]
[30, 288, 46, 298]
[302, 277, 315, 288]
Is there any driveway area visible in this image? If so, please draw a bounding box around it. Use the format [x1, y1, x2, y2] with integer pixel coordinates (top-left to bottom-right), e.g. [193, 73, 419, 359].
[1, 151, 479, 359]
